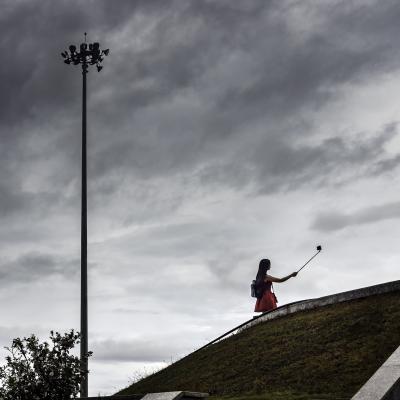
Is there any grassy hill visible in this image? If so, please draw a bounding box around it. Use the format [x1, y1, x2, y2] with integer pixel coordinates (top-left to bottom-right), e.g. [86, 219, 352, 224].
[117, 290, 400, 400]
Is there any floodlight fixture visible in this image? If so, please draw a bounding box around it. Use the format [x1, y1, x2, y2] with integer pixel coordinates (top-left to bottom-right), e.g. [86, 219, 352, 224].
[62, 38, 109, 74]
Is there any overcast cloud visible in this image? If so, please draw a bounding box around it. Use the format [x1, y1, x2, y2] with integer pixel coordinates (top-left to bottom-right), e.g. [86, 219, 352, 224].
[312, 201, 400, 231]
[0, 0, 400, 395]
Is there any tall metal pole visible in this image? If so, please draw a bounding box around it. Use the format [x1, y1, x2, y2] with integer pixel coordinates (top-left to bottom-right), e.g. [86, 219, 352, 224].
[61, 39, 109, 398]
[80, 56, 88, 398]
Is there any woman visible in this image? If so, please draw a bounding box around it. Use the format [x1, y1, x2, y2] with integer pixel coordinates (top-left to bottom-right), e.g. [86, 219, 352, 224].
[254, 258, 297, 312]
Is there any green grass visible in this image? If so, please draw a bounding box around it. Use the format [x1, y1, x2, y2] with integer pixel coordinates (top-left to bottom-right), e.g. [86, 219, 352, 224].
[116, 291, 400, 400]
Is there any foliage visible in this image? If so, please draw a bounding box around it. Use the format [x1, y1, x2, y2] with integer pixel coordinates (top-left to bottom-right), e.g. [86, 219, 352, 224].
[0, 330, 92, 400]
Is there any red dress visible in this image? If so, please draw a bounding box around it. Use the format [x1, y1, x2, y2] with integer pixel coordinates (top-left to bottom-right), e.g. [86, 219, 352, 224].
[254, 280, 277, 312]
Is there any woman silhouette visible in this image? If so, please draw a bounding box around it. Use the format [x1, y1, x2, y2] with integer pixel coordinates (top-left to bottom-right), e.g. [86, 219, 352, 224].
[254, 259, 297, 312]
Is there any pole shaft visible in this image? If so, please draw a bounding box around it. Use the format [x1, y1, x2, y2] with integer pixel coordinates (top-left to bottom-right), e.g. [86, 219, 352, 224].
[80, 61, 88, 398]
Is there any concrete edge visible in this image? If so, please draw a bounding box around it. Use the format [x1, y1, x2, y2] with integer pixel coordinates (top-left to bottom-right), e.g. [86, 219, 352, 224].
[351, 345, 400, 400]
[141, 391, 209, 400]
[246, 280, 400, 329]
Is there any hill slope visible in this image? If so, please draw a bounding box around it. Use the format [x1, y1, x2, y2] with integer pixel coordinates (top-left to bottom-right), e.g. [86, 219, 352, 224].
[117, 290, 400, 400]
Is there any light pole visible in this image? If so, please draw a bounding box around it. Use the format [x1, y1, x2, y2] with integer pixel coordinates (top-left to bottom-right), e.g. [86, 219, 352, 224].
[61, 35, 109, 398]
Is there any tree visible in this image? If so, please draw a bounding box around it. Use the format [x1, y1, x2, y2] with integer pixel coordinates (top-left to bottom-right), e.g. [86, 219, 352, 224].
[0, 330, 92, 400]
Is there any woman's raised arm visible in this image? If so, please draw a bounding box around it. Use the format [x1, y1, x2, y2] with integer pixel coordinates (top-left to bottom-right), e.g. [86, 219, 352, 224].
[266, 272, 297, 283]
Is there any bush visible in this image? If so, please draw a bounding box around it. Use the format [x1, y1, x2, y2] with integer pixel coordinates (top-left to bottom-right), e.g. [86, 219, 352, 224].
[0, 330, 92, 400]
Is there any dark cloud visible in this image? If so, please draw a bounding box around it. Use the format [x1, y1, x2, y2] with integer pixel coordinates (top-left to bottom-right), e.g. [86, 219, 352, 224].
[196, 123, 400, 193]
[311, 201, 400, 232]
[0, 183, 64, 219]
[370, 154, 400, 176]
[0, 252, 79, 285]
[0, 0, 163, 127]
[83, 0, 400, 193]
[1, 0, 400, 221]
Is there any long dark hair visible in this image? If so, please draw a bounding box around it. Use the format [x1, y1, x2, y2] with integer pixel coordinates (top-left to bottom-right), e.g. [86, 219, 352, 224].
[256, 259, 270, 282]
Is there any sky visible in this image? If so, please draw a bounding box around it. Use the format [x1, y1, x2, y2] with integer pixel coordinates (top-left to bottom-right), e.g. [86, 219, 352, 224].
[0, 0, 400, 395]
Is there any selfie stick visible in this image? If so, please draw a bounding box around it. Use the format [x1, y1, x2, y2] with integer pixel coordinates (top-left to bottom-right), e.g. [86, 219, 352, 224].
[297, 245, 322, 273]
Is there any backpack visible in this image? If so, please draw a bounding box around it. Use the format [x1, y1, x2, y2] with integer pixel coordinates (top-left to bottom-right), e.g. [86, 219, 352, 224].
[251, 280, 278, 303]
[251, 279, 266, 299]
